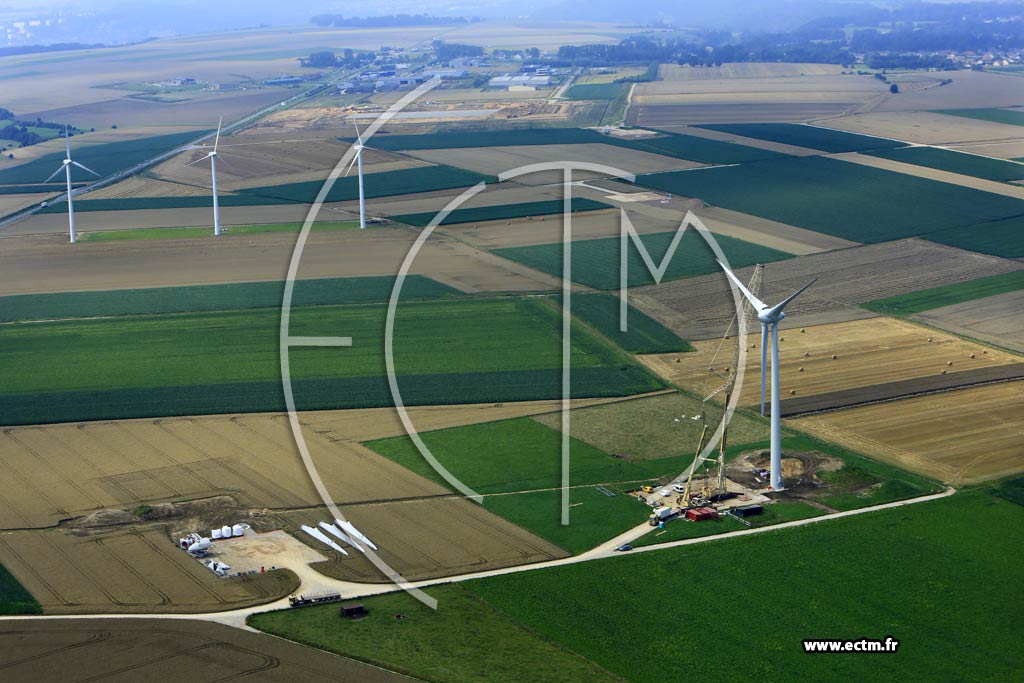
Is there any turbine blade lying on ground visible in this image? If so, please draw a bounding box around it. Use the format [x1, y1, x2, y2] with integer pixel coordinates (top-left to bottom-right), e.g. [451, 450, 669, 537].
[300, 525, 349, 556]
[319, 522, 365, 553]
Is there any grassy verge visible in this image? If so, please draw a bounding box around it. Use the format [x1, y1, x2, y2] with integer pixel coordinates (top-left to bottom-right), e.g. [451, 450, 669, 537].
[862, 270, 1024, 315]
[80, 220, 363, 242]
[248, 584, 623, 683]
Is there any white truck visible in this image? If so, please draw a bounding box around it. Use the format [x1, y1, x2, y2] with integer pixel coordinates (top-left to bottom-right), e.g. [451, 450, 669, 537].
[648, 506, 675, 526]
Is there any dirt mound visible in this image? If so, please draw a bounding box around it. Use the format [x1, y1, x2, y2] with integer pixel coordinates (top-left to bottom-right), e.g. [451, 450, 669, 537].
[727, 449, 843, 488]
[66, 496, 275, 537]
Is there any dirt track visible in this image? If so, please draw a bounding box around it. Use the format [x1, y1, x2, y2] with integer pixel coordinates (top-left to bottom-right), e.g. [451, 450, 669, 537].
[0, 618, 414, 681]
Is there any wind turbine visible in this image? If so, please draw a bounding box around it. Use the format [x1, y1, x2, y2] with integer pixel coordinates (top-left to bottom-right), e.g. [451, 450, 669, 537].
[717, 260, 815, 491]
[343, 123, 366, 229]
[186, 116, 224, 236]
[44, 126, 99, 244]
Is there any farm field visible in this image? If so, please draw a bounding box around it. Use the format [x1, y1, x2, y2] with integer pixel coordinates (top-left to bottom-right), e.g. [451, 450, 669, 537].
[0, 527, 298, 614]
[0, 228, 565, 295]
[634, 155, 1024, 246]
[818, 111, 1024, 156]
[914, 290, 1024, 354]
[368, 127, 786, 164]
[795, 381, 1024, 484]
[532, 391, 768, 461]
[391, 198, 612, 227]
[0, 129, 210, 189]
[937, 107, 1024, 127]
[560, 292, 693, 354]
[250, 585, 623, 683]
[0, 562, 40, 615]
[657, 63, 845, 80]
[833, 152, 1024, 201]
[493, 228, 793, 290]
[925, 214, 1024, 258]
[0, 618, 416, 681]
[694, 123, 902, 153]
[405, 143, 703, 185]
[628, 102, 855, 126]
[253, 492, 1023, 683]
[639, 317, 1023, 409]
[862, 146, 1024, 183]
[631, 74, 887, 107]
[0, 275, 457, 323]
[0, 297, 661, 425]
[863, 270, 1024, 316]
[627, 239, 1022, 341]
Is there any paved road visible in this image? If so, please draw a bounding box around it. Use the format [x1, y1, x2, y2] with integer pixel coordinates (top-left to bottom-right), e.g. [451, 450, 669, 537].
[0, 486, 955, 631]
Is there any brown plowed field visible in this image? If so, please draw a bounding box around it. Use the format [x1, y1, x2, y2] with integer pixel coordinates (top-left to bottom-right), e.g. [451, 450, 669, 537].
[638, 317, 1023, 408]
[0, 618, 414, 681]
[0, 527, 298, 614]
[793, 380, 1024, 484]
[914, 290, 1024, 353]
[628, 239, 1024, 341]
[628, 103, 856, 126]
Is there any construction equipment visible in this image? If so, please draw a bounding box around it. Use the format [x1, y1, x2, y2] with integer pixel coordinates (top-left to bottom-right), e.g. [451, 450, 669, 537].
[649, 506, 675, 526]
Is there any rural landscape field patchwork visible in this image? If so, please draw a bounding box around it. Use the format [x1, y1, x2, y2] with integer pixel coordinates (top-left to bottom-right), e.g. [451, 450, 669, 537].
[0, 3, 1022, 681]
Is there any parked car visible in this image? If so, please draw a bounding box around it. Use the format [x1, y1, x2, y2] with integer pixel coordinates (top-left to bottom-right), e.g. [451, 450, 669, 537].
[672, 484, 686, 494]
[658, 488, 671, 497]
[616, 544, 633, 552]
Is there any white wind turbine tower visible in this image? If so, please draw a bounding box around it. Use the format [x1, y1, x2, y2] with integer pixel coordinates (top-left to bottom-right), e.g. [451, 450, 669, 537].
[44, 126, 99, 244]
[343, 123, 367, 229]
[186, 116, 225, 236]
[718, 260, 815, 491]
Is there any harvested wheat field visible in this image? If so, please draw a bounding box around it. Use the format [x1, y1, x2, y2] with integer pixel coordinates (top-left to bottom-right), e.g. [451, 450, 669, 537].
[0, 618, 414, 681]
[632, 75, 887, 107]
[0, 527, 298, 614]
[628, 239, 1024, 341]
[793, 381, 1024, 484]
[0, 228, 564, 295]
[914, 290, 1024, 353]
[658, 63, 846, 81]
[628, 102, 857, 126]
[638, 317, 1023, 408]
[819, 111, 1024, 150]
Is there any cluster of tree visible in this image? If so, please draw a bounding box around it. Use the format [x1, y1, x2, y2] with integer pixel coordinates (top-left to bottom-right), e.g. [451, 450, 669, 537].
[310, 14, 481, 28]
[0, 109, 82, 148]
[556, 36, 854, 67]
[491, 47, 542, 61]
[432, 40, 484, 62]
[299, 49, 375, 69]
[864, 53, 959, 70]
[851, 20, 1023, 54]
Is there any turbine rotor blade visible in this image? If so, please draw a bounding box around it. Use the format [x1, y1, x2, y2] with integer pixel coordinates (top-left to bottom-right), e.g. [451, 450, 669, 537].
[44, 165, 65, 183]
[213, 116, 223, 153]
[343, 153, 358, 177]
[185, 152, 213, 168]
[761, 323, 768, 416]
[353, 120, 362, 145]
[765, 277, 817, 319]
[71, 160, 100, 177]
[64, 125, 71, 157]
[717, 259, 768, 312]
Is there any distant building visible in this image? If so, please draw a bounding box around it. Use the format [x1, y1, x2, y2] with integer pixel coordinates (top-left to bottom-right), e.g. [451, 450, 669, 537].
[264, 77, 303, 86]
[213, 82, 240, 91]
[489, 74, 551, 89]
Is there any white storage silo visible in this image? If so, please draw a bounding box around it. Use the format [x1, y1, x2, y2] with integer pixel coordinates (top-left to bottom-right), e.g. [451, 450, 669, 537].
[211, 528, 223, 540]
[231, 524, 244, 537]
[221, 525, 232, 539]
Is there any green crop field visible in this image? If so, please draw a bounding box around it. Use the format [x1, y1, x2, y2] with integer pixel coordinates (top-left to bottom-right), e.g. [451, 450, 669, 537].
[367, 417, 694, 497]
[635, 156, 1024, 245]
[925, 214, 1024, 258]
[864, 146, 1024, 183]
[863, 270, 1024, 315]
[253, 492, 1021, 682]
[249, 584, 623, 683]
[0, 562, 40, 615]
[80, 220, 364, 241]
[0, 129, 210, 187]
[987, 476, 1024, 506]
[494, 228, 793, 290]
[559, 292, 693, 354]
[0, 275, 457, 323]
[936, 108, 1024, 127]
[695, 123, 902, 153]
[0, 297, 662, 425]
[359, 128, 786, 165]
[391, 198, 611, 227]
[39, 165, 493, 213]
[464, 491, 1023, 682]
[0, 183, 78, 195]
[565, 82, 629, 100]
